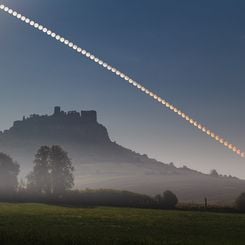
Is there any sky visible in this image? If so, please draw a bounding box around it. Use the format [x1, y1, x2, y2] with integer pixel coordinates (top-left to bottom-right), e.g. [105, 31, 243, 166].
[0, 0, 244, 177]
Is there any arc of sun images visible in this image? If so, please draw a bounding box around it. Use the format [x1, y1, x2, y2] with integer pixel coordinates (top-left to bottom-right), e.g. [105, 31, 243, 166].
[0, 4, 244, 159]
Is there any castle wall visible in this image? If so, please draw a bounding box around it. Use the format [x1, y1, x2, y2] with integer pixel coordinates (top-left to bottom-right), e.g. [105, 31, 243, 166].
[81, 111, 97, 123]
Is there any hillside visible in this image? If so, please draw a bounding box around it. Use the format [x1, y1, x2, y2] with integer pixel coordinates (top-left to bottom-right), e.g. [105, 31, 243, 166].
[0, 107, 245, 204]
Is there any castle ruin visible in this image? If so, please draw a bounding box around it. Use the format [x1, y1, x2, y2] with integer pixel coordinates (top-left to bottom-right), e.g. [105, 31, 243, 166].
[53, 106, 97, 123]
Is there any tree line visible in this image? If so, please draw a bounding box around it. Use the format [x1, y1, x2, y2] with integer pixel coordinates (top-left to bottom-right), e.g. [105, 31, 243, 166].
[0, 146, 178, 209]
[2, 145, 245, 211]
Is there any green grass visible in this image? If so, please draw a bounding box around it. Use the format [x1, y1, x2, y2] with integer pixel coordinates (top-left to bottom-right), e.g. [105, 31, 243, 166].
[0, 203, 245, 244]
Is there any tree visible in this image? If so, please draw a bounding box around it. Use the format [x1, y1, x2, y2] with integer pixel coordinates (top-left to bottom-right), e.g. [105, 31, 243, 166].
[27, 146, 51, 194]
[162, 190, 178, 209]
[155, 190, 178, 209]
[49, 145, 74, 195]
[210, 169, 219, 177]
[27, 145, 74, 196]
[235, 193, 245, 212]
[0, 152, 19, 193]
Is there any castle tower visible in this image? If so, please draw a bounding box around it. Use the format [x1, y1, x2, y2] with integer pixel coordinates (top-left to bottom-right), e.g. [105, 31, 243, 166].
[54, 106, 61, 115]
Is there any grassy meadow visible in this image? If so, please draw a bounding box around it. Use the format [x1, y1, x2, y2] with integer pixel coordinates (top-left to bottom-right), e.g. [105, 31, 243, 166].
[0, 203, 245, 244]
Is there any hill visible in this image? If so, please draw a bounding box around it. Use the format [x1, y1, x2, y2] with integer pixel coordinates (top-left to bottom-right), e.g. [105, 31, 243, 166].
[0, 107, 245, 204]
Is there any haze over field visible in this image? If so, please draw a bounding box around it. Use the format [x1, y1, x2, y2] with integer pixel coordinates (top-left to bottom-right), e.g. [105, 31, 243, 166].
[0, 107, 244, 204]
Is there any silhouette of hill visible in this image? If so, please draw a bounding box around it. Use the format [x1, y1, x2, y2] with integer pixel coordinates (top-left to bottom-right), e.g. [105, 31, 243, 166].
[0, 107, 245, 204]
[0, 107, 151, 163]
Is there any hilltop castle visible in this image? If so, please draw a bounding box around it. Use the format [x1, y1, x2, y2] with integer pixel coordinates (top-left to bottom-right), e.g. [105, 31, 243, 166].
[11, 106, 98, 128]
[53, 106, 97, 123]
[0, 107, 110, 144]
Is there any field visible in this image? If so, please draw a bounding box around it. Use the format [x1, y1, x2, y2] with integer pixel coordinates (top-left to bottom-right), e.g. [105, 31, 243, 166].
[0, 203, 245, 244]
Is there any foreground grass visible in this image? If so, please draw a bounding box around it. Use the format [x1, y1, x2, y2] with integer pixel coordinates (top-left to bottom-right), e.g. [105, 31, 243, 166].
[0, 203, 245, 244]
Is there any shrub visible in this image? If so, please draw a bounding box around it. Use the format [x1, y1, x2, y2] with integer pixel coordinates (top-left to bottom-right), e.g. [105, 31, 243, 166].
[162, 190, 178, 209]
[155, 190, 178, 209]
[236, 193, 245, 212]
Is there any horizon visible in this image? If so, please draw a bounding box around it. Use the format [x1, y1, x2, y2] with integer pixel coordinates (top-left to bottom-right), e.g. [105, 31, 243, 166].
[0, 0, 244, 178]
